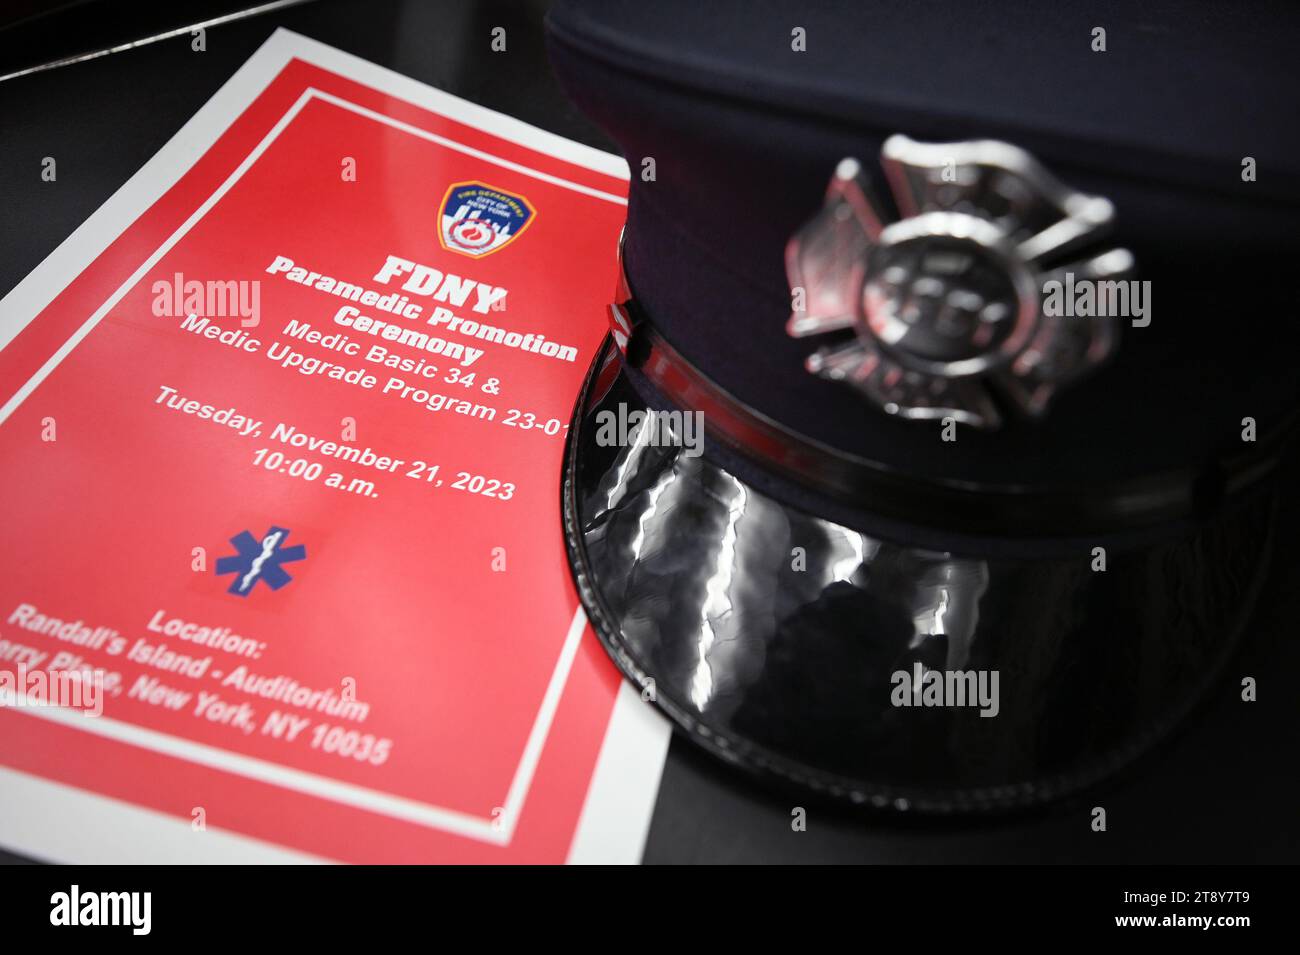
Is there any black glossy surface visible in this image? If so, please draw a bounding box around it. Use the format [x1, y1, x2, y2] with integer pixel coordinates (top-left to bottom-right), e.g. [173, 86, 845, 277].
[566, 342, 1275, 811]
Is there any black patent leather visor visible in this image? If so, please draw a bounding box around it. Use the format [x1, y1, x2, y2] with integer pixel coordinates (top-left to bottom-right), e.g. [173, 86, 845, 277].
[562, 338, 1275, 813]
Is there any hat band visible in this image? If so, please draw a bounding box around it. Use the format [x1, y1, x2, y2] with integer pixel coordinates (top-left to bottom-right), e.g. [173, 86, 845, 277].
[608, 255, 1291, 537]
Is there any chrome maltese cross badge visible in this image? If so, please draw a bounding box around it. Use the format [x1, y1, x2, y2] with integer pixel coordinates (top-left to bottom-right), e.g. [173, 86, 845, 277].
[786, 136, 1134, 429]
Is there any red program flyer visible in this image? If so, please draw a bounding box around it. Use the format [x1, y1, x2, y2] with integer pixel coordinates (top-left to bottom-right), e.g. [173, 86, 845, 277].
[0, 30, 668, 864]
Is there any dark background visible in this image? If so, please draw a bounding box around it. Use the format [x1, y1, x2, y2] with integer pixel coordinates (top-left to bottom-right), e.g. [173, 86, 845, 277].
[1, 0, 1296, 864]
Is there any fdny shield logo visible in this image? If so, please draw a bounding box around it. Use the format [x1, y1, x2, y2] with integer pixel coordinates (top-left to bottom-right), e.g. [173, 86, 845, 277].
[438, 180, 536, 258]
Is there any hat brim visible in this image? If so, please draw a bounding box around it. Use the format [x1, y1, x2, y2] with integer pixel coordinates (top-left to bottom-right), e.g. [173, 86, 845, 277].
[563, 338, 1276, 812]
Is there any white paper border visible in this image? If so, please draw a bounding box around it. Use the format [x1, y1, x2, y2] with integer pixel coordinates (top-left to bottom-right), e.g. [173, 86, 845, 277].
[0, 28, 666, 865]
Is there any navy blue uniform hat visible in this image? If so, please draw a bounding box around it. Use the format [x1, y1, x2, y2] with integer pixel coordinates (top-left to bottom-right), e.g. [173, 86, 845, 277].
[547, 0, 1300, 809]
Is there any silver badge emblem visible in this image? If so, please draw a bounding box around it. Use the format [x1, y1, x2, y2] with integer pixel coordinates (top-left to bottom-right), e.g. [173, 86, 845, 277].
[785, 136, 1134, 429]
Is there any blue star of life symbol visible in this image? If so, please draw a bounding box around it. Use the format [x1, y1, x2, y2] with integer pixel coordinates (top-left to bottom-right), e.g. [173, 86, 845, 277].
[215, 526, 306, 596]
